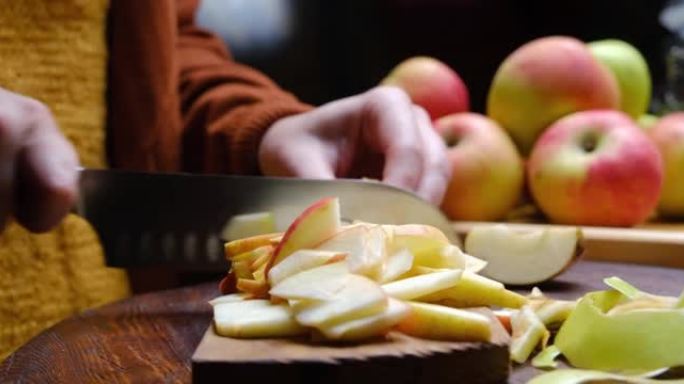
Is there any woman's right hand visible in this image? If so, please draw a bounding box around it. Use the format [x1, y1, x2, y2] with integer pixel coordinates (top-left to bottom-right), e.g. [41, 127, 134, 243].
[0, 88, 79, 233]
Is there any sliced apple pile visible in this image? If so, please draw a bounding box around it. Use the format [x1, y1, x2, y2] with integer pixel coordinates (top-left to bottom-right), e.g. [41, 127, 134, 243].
[465, 224, 583, 285]
[214, 197, 527, 342]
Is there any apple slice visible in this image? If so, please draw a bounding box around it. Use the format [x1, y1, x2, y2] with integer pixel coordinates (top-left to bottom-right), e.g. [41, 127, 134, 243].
[225, 233, 281, 259]
[214, 300, 306, 338]
[382, 269, 463, 301]
[384, 224, 454, 268]
[221, 211, 276, 241]
[291, 274, 388, 327]
[266, 197, 341, 273]
[236, 278, 269, 298]
[267, 249, 346, 287]
[318, 298, 410, 341]
[396, 302, 492, 342]
[316, 223, 386, 278]
[270, 261, 350, 301]
[379, 248, 414, 283]
[419, 270, 527, 309]
[528, 288, 577, 327]
[510, 306, 550, 364]
[209, 293, 250, 306]
[465, 224, 583, 285]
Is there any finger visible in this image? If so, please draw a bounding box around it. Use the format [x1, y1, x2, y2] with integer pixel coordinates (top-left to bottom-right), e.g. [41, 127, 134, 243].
[412, 106, 451, 205]
[260, 136, 336, 180]
[0, 99, 22, 230]
[15, 130, 79, 232]
[362, 87, 422, 191]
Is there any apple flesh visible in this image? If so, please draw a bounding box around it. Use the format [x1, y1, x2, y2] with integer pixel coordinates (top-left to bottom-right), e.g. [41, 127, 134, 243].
[464, 224, 582, 285]
[509, 306, 550, 364]
[267, 249, 346, 287]
[381, 56, 469, 120]
[588, 39, 652, 119]
[214, 300, 306, 338]
[266, 197, 341, 274]
[419, 270, 527, 309]
[317, 224, 386, 279]
[396, 302, 492, 342]
[648, 112, 684, 217]
[487, 36, 620, 154]
[221, 211, 276, 241]
[382, 269, 463, 301]
[527, 110, 663, 226]
[379, 248, 414, 283]
[318, 298, 409, 341]
[435, 113, 524, 221]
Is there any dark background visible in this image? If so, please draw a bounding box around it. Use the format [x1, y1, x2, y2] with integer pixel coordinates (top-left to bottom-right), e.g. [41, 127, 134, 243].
[224, 0, 672, 113]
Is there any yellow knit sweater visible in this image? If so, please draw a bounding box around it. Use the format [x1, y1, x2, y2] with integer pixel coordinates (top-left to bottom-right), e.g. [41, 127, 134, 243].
[0, 0, 130, 360]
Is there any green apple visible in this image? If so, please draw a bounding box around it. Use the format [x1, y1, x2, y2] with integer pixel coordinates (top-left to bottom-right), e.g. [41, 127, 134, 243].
[588, 39, 652, 119]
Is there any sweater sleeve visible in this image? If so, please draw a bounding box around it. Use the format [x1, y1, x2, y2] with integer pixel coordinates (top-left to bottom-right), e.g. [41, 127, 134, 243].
[176, 0, 312, 175]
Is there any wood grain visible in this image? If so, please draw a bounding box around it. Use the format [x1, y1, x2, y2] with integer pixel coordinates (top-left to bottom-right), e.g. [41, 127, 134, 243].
[192, 310, 510, 384]
[453, 221, 684, 269]
[1, 261, 683, 384]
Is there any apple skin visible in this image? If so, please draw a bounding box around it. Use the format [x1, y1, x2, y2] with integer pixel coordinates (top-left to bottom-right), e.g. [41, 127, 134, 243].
[647, 112, 684, 217]
[588, 39, 652, 119]
[381, 56, 469, 120]
[435, 113, 524, 221]
[487, 36, 620, 155]
[527, 110, 663, 226]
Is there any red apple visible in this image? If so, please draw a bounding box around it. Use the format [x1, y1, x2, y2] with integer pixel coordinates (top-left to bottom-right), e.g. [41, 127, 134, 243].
[435, 113, 524, 221]
[487, 36, 620, 154]
[647, 112, 684, 217]
[381, 56, 469, 120]
[527, 110, 663, 226]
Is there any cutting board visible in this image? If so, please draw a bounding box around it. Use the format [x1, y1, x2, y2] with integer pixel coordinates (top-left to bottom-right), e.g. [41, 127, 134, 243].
[191, 309, 511, 384]
[453, 221, 684, 269]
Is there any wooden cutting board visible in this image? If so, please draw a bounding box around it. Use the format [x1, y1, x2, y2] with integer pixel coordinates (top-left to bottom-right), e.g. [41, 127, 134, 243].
[453, 221, 684, 269]
[192, 309, 511, 384]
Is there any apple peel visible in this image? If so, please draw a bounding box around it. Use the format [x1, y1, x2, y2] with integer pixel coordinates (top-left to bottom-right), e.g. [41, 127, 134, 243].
[528, 368, 682, 384]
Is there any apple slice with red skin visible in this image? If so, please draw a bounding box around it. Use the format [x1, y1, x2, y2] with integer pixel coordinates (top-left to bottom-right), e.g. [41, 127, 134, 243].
[396, 302, 492, 342]
[225, 232, 282, 259]
[268, 249, 346, 287]
[264, 197, 342, 276]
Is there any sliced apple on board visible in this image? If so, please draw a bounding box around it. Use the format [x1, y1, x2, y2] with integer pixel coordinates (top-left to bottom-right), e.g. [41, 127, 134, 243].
[316, 223, 386, 279]
[384, 224, 457, 269]
[214, 299, 307, 338]
[379, 248, 414, 283]
[225, 233, 282, 259]
[509, 306, 550, 364]
[318, 298, 410, 341]
[267, 249, 346, 287]
[221, 211, 276, 241]
[265, 197, 342, 274]
[396, 302, 492, 342]
[382, 269, 463, 301]
[465, 224, 583, 285]
[418, 270, 527, 309]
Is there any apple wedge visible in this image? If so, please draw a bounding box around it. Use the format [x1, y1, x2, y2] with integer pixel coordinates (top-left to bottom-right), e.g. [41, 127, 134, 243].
[316, 223, 386, 278]
[318, 298, 410, 341]
[396, 302, 492, 342]
[382, 269, 463, 301]
[465, 224, 582, 285]
[268, 249, 346, 287]
[379, 248, 414, 283]
[384, 224, 461, 269]
[208, 293, 250, 306]
[221, 211, 276, 241]
[269, 261, 350, 301]
[419, 270, 527, 309]
[265, 197, 341, 274]
[214, 300, 306, 338]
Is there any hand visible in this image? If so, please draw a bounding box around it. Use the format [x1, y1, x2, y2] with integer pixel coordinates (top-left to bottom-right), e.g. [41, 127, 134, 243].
[258, 86, 451, 204]
[0, 88, 79, 232]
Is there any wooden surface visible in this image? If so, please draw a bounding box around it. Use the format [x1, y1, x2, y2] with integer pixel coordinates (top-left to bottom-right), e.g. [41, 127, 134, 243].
[2, 260, 684, 384]
[454, 221, 684, 269]
[192, 310, 510, 384]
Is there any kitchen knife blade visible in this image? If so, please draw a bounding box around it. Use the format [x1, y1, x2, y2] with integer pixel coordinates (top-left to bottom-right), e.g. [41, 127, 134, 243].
[76, 169, 458, 270]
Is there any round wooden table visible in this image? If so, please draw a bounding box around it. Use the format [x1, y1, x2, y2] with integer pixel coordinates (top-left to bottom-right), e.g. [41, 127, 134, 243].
[1, 260, 683, 384]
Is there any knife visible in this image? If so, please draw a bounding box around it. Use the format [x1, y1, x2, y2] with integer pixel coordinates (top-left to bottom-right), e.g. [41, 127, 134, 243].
[75, 169, 458, 270]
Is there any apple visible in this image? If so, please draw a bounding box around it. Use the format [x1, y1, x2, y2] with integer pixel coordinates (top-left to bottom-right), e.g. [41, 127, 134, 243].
[487, 36, 620, 154]
[528, 110, 663, 226]
[265, 197, 341, 274]
[464, 224, 583, 285]
[509, 306, 550, 364]
[637, 114, 659, 130]
[224, 232, 281, 259]
[395, 302, 492, 342]
[381, 56, 469, 120]
[267, 249, 346, 287]
[379, 248, 414, 283]
[318, 298, 409, 341]
[317, 224, 386, 278]
[381, 269, 463, 301]
[434, 113, 524, 221]
[383, 224, 456, 268]
[647, 112, 684, 217]
[588, 39, 652, 119]
[269, 261, 350, 301]
[419, 270, 527, 309]
[213, 300, 306, 338]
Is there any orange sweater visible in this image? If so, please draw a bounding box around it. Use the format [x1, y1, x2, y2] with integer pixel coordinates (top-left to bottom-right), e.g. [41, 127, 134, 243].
[107, 0, 312, 174]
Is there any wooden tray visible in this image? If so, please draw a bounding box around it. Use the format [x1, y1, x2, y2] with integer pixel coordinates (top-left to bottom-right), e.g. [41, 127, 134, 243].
[453, 221, 684, 269]
[192, 309, 511, 384]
